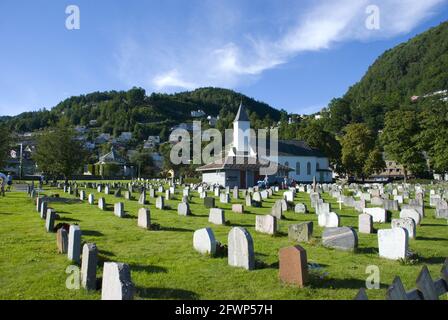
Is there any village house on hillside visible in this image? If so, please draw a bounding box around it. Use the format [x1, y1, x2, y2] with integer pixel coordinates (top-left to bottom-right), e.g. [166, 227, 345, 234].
[196, 102, 333, 188]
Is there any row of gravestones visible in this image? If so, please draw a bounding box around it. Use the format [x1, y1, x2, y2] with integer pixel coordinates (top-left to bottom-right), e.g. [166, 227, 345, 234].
[192, 226, 309, 287]
[35, 196, 135, 300]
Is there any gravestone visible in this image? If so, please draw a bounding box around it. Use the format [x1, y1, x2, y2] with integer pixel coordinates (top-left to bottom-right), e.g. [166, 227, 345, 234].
[378, 228, 409, 260]
[371, 197, 384, 206]
[114, 202, 125, 218]
[138, 192, 146, 205]
[209, 208, 225, 225]
[288, 222, 313, 242]
[45, 209, 56, 232]
[204, 197, 215, 209]
[36, 197, 43, 213]
[68, 225, 82, 263]
[363, 207, 387, 223]
[137, 208, 151, 229]
[400, 208, 421, 226]
[295, 203, 307, 214]
[233, 187, 239, 200]
[124, 191, 132, 200]
[279, 246, 308, 287]
[40, 201, 48, 219]
[402, 204, 424, 218]
[220, 193, 230, 204]
[255, 215, 277, 235]
[155, 196, 164, 210]
[79, 190, 86, 201]
[101, 262, 134, 300]
[88, 194, 95, 205]
[232, 204, 244, 214]
[392, 218, 416, 239]
[165, 190, 171, 200]
[252, 192, 262, 205]
[104, 186, 110, 195]
[98, 198, 106, 210]
[284, 191, 294, 202]
[193, 228, 216, 256]
[384, 200, 399, 211]
[359, 213, 374, 234]
[271, 200, 283, 220]
[322, 227, 358, 251]
[57, 228, 68, 254]
[149, 189, 156, 198]
[178, 202, 191, 216]
[316, 202, 330, 215]
[245, 194, 252, 207]
[318, 212, 340, 228]
[228, 227, 255, 270]
[81, 243, 98, 290]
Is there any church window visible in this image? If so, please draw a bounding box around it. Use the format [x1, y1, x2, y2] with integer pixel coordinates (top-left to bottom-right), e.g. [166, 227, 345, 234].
[307, 162, 311, 175]
[296, 162, 300, 175]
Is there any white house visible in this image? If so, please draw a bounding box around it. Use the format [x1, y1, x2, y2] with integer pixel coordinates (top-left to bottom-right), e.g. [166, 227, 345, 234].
[196, 102, 332, 188]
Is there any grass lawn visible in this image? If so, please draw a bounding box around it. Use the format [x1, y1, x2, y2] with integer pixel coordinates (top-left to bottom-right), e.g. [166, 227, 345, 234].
[0, 182, 447, 300]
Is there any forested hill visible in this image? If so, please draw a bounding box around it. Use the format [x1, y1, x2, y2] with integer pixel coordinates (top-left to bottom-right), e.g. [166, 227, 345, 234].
[0, 87, 282, 137]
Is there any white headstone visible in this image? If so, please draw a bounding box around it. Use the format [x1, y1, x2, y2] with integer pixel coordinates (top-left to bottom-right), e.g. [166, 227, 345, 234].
[378, 228, 409, 260]
[193, 228, 216, 256]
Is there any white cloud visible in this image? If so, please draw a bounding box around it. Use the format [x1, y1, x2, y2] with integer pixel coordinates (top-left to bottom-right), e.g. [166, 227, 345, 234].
[115, 0, 446, 91]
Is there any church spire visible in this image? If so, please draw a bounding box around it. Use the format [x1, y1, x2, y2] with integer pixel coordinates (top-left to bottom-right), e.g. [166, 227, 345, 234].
[234, 100, 250, 122]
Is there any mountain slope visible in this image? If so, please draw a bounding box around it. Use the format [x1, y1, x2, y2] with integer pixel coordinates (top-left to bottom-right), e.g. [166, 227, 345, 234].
[345, 21, 448, 108]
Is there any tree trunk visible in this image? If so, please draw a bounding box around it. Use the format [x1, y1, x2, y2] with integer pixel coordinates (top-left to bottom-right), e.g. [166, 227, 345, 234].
[403, 167, 408, 183]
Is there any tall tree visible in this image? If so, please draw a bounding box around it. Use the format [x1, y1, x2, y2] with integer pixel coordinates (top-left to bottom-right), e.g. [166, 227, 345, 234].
[381, 110, 427, 181]
[340, 123, 378, 180]
[33, 120, 87, 180]
[418, 98, 448, 174]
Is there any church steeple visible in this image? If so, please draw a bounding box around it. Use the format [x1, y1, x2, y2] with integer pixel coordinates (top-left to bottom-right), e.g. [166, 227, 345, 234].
[234, 100, 249, 122]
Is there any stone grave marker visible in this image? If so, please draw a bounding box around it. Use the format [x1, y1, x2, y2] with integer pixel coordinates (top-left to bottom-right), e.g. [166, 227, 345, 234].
[288, 222, 313, 242]
[81, 243, 98, 290]
[322, 227, 358, 251]
[279, 246, 308, 287]
[378, 228, 409, 260]
[255, 215, 277, 235]
[228, 227, 255, 270]
[193, 228, 217, 256]
[68, 225, 82, 263]
[101, 262, 134, 300]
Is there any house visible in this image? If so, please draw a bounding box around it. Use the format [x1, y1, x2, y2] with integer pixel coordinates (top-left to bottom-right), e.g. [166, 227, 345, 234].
[191, 110, 206, 118]
[118, 132, 132, 143]
[143, 136, 161, 149]
[95, 133, 111, 144]
[196, 102, 332, 188]
[95, 147, 133, 177]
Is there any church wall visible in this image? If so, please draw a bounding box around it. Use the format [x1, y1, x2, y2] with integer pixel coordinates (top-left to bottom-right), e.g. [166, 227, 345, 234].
[202, 171, 226, 187]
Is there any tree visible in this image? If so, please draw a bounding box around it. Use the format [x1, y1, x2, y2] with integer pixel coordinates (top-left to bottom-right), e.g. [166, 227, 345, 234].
[33, 120, 87, 180]
[296, 120, 342, 170]
[324, 98, 352, 134]
[0, 125, 11, 170]
[364, 147, 386, 177]
[381, 110, 427, 181]
[130, 150, 154, 178]
[417, 98, 448, 173]
[340, 123, 377, 180]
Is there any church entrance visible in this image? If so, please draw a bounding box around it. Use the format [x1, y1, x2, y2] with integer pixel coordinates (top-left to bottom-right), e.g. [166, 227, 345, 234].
[240, 170, 246, 189]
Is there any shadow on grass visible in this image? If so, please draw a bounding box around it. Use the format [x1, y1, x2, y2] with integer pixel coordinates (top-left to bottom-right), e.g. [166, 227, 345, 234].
[57, 217, 81, 222]
[162, 226, 194, 233]
[129, 263, 168, 274]
[309, 276, 387, 290]
[416, 236, 447, 241]
[98, 249, 116, 257]
[355, 247, 379, 255]
[83, 230, 104, 237]
[229, 223, 253, 228]
[417, 256, 447, 265]
[136, 287, 199, 300]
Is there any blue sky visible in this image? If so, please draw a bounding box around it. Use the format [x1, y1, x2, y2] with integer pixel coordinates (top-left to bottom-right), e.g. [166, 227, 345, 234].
[0, 0, 447, 116]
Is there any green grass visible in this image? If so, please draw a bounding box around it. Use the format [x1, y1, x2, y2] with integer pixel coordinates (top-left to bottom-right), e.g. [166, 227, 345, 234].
[0, 183, 447, 300]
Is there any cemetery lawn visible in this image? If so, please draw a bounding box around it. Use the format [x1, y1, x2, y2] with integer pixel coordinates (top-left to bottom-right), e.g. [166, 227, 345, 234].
[0, 184, 447, 300]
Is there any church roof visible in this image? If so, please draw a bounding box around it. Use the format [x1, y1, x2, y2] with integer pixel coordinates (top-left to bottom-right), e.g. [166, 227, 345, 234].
[234, 102, 250, 122]
[196, 155, 292, 172]
[97, 147, 127, 165]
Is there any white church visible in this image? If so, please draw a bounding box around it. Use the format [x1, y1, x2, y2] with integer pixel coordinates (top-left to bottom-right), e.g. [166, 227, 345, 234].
[196, 102, 333, 188]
